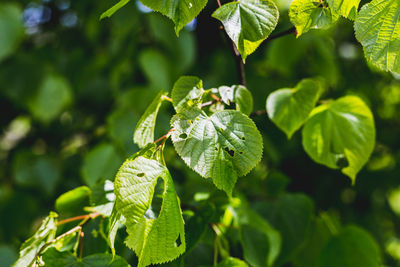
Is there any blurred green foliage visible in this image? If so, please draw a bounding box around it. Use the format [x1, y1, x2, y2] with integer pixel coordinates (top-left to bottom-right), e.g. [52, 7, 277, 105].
[0, 0, 400, 266]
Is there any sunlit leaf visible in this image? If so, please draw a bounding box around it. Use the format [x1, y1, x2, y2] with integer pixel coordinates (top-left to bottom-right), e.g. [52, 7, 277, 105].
[133, 90, 167, 148]
[13, 212, 58, 267]
[114, 156, 185, 266]
[289, 0, 338, 37]
[171, 107, 263, 195]
[302, 96, 375, 183]
[55, 186, 91, 214]
[354, 0, 400, 74]
[266, 78, 321, 138]
[140, 0, 208, 35]
[212, 0, 279, 60]
[326, 0, 360, 20]
[171, 76, 203, 112]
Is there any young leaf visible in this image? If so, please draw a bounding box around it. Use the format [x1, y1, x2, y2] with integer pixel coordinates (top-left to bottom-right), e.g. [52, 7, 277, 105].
[42, 247, 130, 266]
[171, 76, 203, 112]
[239, 209, 281, 267]
[140, 0, 208, 35]
[266, 79, 321, 139]
[289, 0, 339, 37]
[302, 96, 375, 183]
[114, 156, 185, 266]
[354, 0, 400, 74]
[100, 0, 130, 20]
[318, 226, 381, 267]
[13, 212, 58, 267]
[212, 0, 279, 61]
[233, 85, 253, 116]
[133, 90, 167, 148]
[55, 186, 91, 214]
[171, 107, 263, 195]
[326, 0, 361, 20]
[218, 85, 253, 116]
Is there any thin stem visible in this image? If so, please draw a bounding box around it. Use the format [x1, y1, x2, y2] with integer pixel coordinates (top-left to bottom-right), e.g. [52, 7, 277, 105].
[161, 95, 173, 103]
[265, 27, 296, 43]
[79, 231, 85, 258]
[153, 128, 175, 144]
[57, 212, 100, 226]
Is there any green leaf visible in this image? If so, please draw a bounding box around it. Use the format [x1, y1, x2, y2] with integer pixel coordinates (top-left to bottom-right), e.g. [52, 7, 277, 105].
[326, 0, 360, 20]
[114, 156, 185, 266]
[266, 79, 322, 139]
[185, 203, 215, 252]
[81, 143, 123, 187]
[239, 209, 281, 267]
[28, 74, 73, 123]
[171, 107, 263, 195]
[289, 0, 339, 37]
[218, 85, 253, 116]
[55, 186, 91, 214]
[100, 0, 130, 20]
[217, 257, 249, 267]
[0, 3, 24, 62]
[139, 49, 171, 89]
[140, 0, 208, 35]
[254, 193, 314, 265]
[233, 85, 253, 116]
[302, 96, 375, 183]
[133, 90, 167, 148]
[171, 76, 203, 112]
[13, 212, 58, 267]
[42, 247, 131, 267]
[354, 0, 400, 74]
[212, 0, 279, 60]
[0, 245, 18, 267]
[318, 226, 381, 267]
[108, 207, 125, 255]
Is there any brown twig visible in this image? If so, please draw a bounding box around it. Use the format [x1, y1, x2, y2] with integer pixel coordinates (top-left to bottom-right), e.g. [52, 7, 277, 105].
[265, 26, 296, 43]
[153, 128, 175, 144]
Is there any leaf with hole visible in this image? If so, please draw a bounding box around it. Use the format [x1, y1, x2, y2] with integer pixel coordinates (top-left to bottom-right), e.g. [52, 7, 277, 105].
[114, 156, 185, 266]
[171, 76, 203, 112]
[212, 0, 279, 61]
[134, 90, 167, 148]
[218, 85, 254, 116]
[266, 78, 322, 139]
[302, 96, 375, 183]
[289, 0, 339, 37]
[171, 107, 263, 195]
[354, 0, 400, 74]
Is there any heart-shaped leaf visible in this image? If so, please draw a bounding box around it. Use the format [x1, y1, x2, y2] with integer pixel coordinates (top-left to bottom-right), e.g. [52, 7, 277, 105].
[266, 79, 322, 139]
[212, 0, 279, 60]
[302, 96, 375, 183]
[171, 107, 263, 195]
[289, 0, 339, 37]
